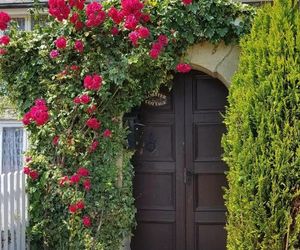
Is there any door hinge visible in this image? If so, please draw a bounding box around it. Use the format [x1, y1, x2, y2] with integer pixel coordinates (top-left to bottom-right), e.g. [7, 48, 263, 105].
[183, 168, 187, 184]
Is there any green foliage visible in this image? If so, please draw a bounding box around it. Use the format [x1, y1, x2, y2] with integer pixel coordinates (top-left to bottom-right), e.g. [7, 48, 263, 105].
[223, 1, 300, 249]
[0, 0, 254, 249]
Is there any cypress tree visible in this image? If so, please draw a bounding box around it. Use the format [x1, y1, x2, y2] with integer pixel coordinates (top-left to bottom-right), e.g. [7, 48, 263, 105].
[223, 0, 300, 249]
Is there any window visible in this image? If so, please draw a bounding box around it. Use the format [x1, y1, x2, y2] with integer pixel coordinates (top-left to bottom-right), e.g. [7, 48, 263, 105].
[0, 122, 27, 174]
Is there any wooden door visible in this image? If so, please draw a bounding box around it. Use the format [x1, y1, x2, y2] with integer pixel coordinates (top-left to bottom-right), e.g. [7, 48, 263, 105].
[131, 71, 228, 250]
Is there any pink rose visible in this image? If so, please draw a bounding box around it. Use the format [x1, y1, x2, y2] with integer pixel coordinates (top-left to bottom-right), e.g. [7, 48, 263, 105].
[50, 49, 59, 59]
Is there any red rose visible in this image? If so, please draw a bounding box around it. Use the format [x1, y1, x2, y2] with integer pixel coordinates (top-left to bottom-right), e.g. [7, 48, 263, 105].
[22, 113, 32, 125]
[52, 135, 59, 146]
[73, 96, 81, 104]
[23, 166, 31, 175]
[24, 100, 49, 126]
[50, 49, 59, 59]
[29, 170, 39, 180]
[35, 99, 46, 106]
[103, 129, 112, 138]
[55, 36, 67, 49]
[84, 74, 102, 91]
[70, 13, 79, 23]
[88, 140, 98, 153]
[176, 63, 192, 73]
[137, 27, 150, 39]
[124, 14, 138, 30]
[149, 48, 160, 59]
[76, 200, 85, 210]
[74, 40, 84, 53]
[68, 0, 85, 10]
[80, 94, 91, 104]
[128, 31, 139, 47]
[70, 65, 80, 71]
[25, 156, 32, 163]
[0, 35, 10, 45]
[0, 48, 7, 55]
[111, 27, 119, 36]
[157, 34, 168, 46]
[108, 7, 124, 24]
[182, 0, 192, 5]
[141, 13, 150, 23]
[77, 167, 90, 177]
[121, 0, 144, 16]
[82, 215, 91, 227]
[87, 104, 97, 114]
[85, 2, 106, 28]
[69, 204, 77, 213]
[86, 118, 101, 130]
[49, 0, 70, 21]
[0, 12, 11, 30]
[83, 179, 91, 191]
[70, 174, 81, 184]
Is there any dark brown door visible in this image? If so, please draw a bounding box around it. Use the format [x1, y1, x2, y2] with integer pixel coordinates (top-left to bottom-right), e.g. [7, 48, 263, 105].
[131, 71, 228, 250]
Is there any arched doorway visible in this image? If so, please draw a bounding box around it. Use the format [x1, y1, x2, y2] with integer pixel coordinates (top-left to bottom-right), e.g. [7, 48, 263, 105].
[131, 71, 228, 250]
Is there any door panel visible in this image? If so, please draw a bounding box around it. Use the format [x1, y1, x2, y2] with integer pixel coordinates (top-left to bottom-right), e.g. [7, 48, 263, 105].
[131, 72, 228, 250]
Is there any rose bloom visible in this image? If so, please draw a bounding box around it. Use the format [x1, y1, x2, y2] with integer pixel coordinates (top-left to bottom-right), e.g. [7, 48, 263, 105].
[0, 12, 11, 30]
[176, 63, 192, 73]
[157, 34, 168, 46]
[83, 179, 91, 191]
[0, 35, 10, 45]
[69, 204, 77, 213]
[68, 0, 85, 10]
[0, 48, 7, 55]
[111, 27, 119, 36]
[25, 156, 32, 163]
[103, 129, 112, 138]
[77, 167, 90, 177]
[121, 0, 144, 16]
[73, 96, 81, 104]
[137, 27, 150, 39]
[50, 49, 59, 59]
[29, 170, 39, 180]
[70, 173, 81, 184]
[83, 74, 102, 91]
[149, 48, 160, 59]
[182, 0, 192, 5]
[52, 135, 59, 146]
[74, 40, 84, 53]
[124, 14, 138, 30]
[49, 0, 70, 21]
[86, 118, 101, 130]
[108, 7, 124, 24]
[80, 94, 91, 104]
[76, 200, 85, 210]
[82, 215, 91, 227]
[23, 166, 31, 175]
[128, 31, 139, 47]
[55, 36, 67, 49]
[87, 104, 97, 114]
[141, 13, 150, 23]
[88, 139, 99, 153]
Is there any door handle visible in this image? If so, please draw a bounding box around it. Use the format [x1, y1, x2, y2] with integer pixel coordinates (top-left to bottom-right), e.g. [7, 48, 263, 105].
[184, 168, 194, 184]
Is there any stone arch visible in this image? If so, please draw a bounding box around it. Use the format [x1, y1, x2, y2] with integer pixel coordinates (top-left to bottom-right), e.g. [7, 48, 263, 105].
[186, 41, 240, 88]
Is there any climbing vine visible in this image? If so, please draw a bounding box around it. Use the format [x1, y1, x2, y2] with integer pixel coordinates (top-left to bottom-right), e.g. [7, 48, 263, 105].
[0, 0, 254, 249]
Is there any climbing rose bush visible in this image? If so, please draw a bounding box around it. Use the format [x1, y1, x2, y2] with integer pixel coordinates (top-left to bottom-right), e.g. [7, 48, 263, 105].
[0, 0, 254, 248]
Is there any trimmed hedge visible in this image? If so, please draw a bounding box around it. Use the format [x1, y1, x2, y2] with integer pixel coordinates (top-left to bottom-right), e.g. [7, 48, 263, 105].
[223, 0, 300, 249]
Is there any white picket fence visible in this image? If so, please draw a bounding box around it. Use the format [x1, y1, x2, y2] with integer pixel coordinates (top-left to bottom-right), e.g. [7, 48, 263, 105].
[0, 170, 28, 250]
